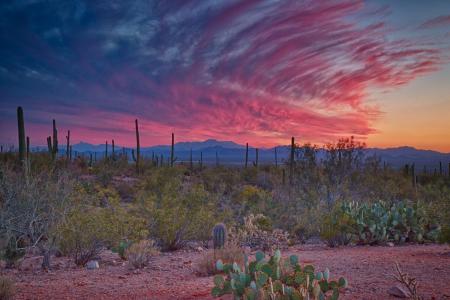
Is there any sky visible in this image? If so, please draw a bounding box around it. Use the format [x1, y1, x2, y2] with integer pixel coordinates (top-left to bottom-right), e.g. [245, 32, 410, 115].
[0, 0, 449, 151]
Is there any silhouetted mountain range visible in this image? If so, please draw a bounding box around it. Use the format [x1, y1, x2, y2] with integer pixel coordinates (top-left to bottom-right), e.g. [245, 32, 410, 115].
[31, 140, 450, 172]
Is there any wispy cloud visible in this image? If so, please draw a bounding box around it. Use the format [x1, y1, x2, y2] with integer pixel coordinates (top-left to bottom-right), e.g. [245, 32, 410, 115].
[420, 15, 450, 29]
[0, 0, 445, 146]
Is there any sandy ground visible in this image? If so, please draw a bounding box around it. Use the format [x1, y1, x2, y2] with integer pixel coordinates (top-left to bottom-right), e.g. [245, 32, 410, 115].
[2, 244, 449, 300]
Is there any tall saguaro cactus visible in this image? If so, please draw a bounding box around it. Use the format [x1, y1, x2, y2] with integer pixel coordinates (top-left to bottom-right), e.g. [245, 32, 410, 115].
[289, 136, 295, 185]
[105, 141, 108, 159]
[245, 143, 248, 168]
[135, 119, 140, 171]
[26, 136, 30, 162]
[253, 148, 258, 167]
[200, 151, 203, 169]
[274, 146, 278, 167]
[17, 106, 26, 165]
[170, 133, 176, 167]
[47, 136, 52, 154]
[66, 130, 70, 161]
[112, 139, 115, 160]
[52, 119, 58, 158]
[411, 163, 416, 188]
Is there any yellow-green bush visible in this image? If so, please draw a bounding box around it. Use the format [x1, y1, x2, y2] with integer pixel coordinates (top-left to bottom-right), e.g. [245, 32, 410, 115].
[58, 204, 148, 265]
[320, 204, 355, 247]
[137, 168, 219, 250]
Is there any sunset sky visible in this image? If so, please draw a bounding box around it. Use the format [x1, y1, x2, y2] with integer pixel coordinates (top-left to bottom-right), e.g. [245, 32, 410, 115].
[1, 1, 449, 151]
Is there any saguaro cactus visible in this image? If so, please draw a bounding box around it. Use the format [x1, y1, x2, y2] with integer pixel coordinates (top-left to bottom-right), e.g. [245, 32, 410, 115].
[26, 136, 30, 168]
[170, 133, 177, 167]
[17, 107, 26, 165]
[216, 151, 219, 167]
[274, 146, 278, 167]
[289, 136, 295, 184]
[212, 223, 227, 249]
[253, 148, 259, 167]
[200, 152, 203, 169]
[135, 119, 140, 171]
[245, 143, 248, 168]
[411, 163, 416, 188]
[190, 148, 193, 170]
[439, 161, 442, 176]
[52, 119, 58, 158]
[112, 139, 115, 160]
[66, 130, 70, 161]
[47, 136, 52, 154]
[105, 141, 108, 159]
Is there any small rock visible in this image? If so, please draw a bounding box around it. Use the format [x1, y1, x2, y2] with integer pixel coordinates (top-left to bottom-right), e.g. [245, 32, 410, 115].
[86, 260, 99, 270]
[388, 286, 409, 298]
[196, 247, 203, 252]
[387, 242, 395, 247]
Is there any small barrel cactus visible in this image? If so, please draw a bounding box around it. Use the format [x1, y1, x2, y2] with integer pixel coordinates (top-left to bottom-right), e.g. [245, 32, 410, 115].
[212, 223, 227, 249]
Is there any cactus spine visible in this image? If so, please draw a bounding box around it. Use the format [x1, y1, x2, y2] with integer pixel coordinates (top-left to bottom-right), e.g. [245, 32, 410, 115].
[17, 107, 26, 165]
[212, 223, 227, 249]
[245, 143, 248, 168]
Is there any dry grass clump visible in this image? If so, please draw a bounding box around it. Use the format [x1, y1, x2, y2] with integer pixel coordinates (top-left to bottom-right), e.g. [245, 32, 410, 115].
[196, 246, 244, 276]
[0, 276, 15, 300]
[125, 240, 159, 269]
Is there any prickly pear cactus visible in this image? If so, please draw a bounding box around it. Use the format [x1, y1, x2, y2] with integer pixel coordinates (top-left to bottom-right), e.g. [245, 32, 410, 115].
[211, 250, 348, 299]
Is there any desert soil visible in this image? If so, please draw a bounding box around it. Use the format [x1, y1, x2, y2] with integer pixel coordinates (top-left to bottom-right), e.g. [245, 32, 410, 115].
[2, 244, 449, 300]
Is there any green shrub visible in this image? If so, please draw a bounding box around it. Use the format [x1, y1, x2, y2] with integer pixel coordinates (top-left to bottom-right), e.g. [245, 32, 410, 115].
[320, 203, 355, 247]
[58, 204, 148, 266]
[137, 169, 218, 250]
[0, 276, 14, 300]
[211, 250, 347, 299]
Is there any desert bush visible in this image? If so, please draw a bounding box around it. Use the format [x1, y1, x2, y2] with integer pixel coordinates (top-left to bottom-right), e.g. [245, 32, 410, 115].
[0, 166, 75, 269]
[212, 249, 348, 299]
[0, 276, 15, 300]
[58, 204, 148, 266]
[125, 240, 159, 269]
[196, 246, 244, 276]
[137, 169, 218, 250]
[320, 203, 355, 247]
[230, 214, 290, 252]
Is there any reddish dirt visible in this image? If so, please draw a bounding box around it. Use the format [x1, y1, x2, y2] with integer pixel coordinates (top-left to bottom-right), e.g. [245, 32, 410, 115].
[2, 244, 449, 300]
